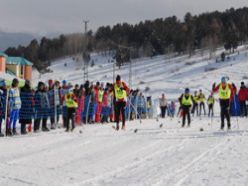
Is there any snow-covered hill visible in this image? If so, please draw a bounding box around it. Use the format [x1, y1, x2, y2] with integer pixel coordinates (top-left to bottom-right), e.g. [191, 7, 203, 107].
[34, 46, 248, 101]
[2, 46, 248, 186]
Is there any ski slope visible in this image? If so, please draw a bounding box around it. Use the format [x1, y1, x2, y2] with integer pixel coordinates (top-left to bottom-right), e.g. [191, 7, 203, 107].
[33, 46, 248, 101]
[1, 46, 248, 186]
[1, 118, 248, 186]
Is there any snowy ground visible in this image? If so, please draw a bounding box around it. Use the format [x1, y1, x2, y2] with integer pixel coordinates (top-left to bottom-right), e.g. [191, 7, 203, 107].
[1, 46, 248, 185]
[1, 116, 248, 186]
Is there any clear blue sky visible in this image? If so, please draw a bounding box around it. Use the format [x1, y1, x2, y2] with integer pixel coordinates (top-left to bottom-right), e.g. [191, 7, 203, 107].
[0, 0, 247, 35]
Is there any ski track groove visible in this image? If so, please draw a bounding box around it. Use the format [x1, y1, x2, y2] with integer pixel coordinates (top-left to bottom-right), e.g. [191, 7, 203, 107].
[64, 136, 190, 186]
[0, 175, 40, 186]
[152, 125, 241, 186]
[1, 136, 84, 164]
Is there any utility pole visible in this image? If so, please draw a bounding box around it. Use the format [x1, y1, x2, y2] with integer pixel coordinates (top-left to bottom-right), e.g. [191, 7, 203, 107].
[83, 20, 89, 34]
[83, 20, 89, 82]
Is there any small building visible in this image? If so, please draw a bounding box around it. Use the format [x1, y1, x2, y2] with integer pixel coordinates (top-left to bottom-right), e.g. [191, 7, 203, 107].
[6, 57, 33, 80]
[0, 52, 33, 80]
[0, 52, 7, 73]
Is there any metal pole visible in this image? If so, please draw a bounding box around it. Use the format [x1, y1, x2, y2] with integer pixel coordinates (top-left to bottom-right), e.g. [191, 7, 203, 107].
[128, 96, 131, 121]
[83, 20, 89, 34]
[54, 88, 57, 127]
[4, 88, 9, 135]
[86, 95, 91, 125]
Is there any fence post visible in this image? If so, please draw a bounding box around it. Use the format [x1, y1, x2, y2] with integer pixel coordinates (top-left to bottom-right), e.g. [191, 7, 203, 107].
[4, 88, 9, 135]
[86, 95, 91, 125]
[144, 95, 148, 119]
[128, 96, 131, 121]
[135, 95, 138, 120]
[54, 88, 57, 127]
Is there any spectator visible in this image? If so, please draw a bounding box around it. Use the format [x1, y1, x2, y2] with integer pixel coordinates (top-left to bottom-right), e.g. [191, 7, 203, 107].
[159, 93, 167, 118]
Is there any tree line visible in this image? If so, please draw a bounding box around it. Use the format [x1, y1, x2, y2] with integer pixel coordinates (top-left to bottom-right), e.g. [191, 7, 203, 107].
[4, 7, 248, 70]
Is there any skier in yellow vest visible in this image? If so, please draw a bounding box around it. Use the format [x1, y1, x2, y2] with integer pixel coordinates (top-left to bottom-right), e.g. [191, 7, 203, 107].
[207, 94, 215, 117]
[191, 91, 199, 116]
[198, 89, 206, 115]
[63, 90, 78, 132]
[212, 77, 233, 130]
[110, 75, 129, 130]
[178, 88, 194, 127]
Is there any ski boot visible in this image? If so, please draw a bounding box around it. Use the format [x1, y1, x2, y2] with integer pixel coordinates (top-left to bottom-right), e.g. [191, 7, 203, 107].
[71, 127, 75, 132]
[12, 128, 19, 135]
[42, 127, 50, 132]
[116, 124, 120, 131]
[121, 124, 126, 130]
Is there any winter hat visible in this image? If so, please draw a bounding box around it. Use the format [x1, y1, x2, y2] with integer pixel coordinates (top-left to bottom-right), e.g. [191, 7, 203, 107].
[221, 77, 226, 83]
[62, 80, 67, 85]
[25, 80, 31, 88]
[185, 88, 190, 94]
[68, 82, 73, 88]
[38, 81, 44, 90]
[48, 79, 53, 86]
[116, 75, 121, 82]
[12, 78, 19, 87]
[0, 80, 6, 87]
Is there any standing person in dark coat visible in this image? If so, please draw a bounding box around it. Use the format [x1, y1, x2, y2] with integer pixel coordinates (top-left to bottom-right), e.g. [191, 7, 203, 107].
[48, 80, 61, 129]
[159, 93, 167, 118]
[19, 80, 34, 135]
[0, 84, 7, 137]
[73, 84, 81, 98]
[238, 82, 247, 117]
[34, 82, 50, 132]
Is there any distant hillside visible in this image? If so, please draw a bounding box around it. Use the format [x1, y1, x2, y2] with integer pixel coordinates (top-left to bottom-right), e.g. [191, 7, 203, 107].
[4, 7, 248, 72]
[0, 31, 36, 51]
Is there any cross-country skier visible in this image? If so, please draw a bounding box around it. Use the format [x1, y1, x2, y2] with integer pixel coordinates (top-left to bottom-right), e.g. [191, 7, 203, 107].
[212, 77, 233, 130]
[198, 89, 206, 115]
[178, 88, 194, 127]
[207, 93, 215, 117]
[110, 75, 129, 131]
[191, 91, 199, 116]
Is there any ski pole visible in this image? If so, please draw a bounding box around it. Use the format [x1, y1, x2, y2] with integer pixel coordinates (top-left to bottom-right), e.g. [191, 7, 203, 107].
[129, 100, 142, 123]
